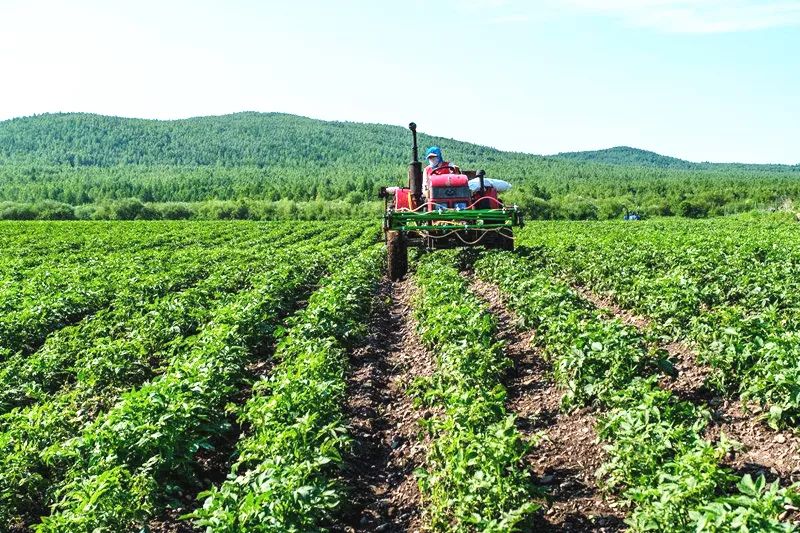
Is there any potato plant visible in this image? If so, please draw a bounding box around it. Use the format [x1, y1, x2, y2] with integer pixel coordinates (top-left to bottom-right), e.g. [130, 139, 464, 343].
[411, 251, 538, 532]
[33, 229, 377, 531]
[0, 221, 376, 529]
[191, 245, 382, 531]
[474, 249, 799, 531]
[516, 218, 800, 427]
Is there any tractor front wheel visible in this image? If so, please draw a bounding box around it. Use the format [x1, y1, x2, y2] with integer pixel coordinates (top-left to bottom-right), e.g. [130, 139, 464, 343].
[387, 230, 408, 281]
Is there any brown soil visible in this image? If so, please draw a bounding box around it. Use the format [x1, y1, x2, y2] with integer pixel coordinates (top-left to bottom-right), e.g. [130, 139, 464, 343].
[333, 277, 434, 532]
[705, 399, 800, 483]
[147, 509, 196, 533]
[471, 278, 626, 532]
[573, 285, 800, 486]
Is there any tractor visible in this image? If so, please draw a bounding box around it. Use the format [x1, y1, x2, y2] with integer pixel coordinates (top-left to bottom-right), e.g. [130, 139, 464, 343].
[379, 122, 523, 280]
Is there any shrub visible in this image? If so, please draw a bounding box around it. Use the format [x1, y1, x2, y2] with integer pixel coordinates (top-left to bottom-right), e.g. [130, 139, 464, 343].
[677, 199, 710, 218]
[0, 202, 37, 220]
[34, 201, 76, 220]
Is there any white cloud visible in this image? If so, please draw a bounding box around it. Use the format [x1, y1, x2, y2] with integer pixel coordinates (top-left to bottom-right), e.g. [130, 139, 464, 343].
[558, 0, 800, 33]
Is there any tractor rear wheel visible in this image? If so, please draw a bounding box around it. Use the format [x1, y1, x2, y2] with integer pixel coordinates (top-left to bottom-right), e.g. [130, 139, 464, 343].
[387, 230, 408, 281]
[500, 231, 514, 251]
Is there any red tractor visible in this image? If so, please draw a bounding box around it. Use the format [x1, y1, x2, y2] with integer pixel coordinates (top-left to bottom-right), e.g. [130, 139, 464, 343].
[379, 123, 523, 280]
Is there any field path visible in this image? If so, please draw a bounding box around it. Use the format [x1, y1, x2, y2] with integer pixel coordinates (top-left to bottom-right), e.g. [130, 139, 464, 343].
[574, 285, 800, 483]
[471, 277, 625, 532]
[336, 277, 434, 532]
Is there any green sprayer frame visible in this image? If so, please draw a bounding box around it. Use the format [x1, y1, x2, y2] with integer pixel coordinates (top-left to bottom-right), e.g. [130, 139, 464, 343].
[384, 207, 523, 232]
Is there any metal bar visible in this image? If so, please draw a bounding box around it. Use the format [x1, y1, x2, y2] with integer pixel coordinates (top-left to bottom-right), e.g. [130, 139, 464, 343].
[391, 215, 516, 225]
[390, 209, 518, 220]
[395, 223, 513, 231]
[386, 206, 523, 232]
[408, 123, 423, 203]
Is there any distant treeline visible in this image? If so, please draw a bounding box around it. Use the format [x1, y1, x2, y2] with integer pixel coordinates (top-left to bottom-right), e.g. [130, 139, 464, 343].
[0, 193, 790, 221]
[0, 198, 382, 221]
[1, 163, 798, 220]
[1, 112, 798, 220]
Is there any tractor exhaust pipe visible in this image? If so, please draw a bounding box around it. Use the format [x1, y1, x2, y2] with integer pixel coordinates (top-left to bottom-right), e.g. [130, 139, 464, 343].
[408, 122, 423, 204]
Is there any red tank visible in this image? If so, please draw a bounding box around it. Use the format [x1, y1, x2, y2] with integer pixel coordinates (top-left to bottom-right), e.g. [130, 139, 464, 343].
[429, 174, 469, 188]
[428, 174, 471, 211]
[393, 187, 413, 210]
[471, 187, 502, 209]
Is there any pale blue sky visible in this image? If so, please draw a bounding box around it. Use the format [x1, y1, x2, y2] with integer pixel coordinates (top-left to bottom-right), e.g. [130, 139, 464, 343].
[0, 0, 798, 163]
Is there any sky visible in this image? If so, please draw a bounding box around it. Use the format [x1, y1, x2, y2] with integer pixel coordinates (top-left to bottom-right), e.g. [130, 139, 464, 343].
[0, 0, 798, 164]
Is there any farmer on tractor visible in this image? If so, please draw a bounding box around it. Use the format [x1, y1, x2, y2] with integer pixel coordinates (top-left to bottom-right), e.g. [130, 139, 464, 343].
[423, 146, 460, 199]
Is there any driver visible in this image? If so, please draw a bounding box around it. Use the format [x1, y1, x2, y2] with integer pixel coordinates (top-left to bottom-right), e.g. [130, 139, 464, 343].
[423, 146, 460, 198]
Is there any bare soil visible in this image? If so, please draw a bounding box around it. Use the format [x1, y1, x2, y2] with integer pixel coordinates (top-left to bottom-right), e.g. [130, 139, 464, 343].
[147, 510, 197, 533]
[471, 278, 626, 532]
[706, 400, 800, 483]
[333, 277, 434, 532]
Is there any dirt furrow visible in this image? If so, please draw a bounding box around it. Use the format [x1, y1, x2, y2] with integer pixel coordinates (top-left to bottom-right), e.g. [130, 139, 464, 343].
[470, 277, 625, 532]
[706, 401, 800, 483]
[572, 285, 800, 482]
[335, 277, 434, 532]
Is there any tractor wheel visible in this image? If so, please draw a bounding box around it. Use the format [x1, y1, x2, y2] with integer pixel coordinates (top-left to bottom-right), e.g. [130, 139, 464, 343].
[500, 231, 514, 251]
[387, 231, 408, 281]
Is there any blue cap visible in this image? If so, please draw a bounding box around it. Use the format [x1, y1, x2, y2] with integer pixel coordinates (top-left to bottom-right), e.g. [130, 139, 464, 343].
[425, 146, 442, 159]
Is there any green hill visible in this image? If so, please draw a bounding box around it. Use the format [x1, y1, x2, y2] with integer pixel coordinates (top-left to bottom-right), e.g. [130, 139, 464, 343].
[553, 146, 799, 172]
[2, 112, 796, 170]
[0, 112, 508, 167]
[554, 146, 690, 169]
[0, 112, 799, 221]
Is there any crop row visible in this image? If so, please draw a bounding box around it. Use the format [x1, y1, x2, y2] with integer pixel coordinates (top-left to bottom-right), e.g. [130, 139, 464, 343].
[0, 224, 271, 356]
[519, 219, 800, 318]
[410, 251, 536, 531]
[0, 229, 321, 526]
[0, 242, 281, 522]
[518, 220, 800, 427]
[0, 245, 214, 356]
[191, 244, 383, 531]
[0, 223, 376, 529]
[0, 227, 350, 516]
[34, 258, 328, 530]
[474, 251, 799, 531]
[0, 221, 253, 315]
[0, 223, 340, 415]
[0, 221, 346, 356]
[0, 257, 270, 527]
[0, 221, 249, 281]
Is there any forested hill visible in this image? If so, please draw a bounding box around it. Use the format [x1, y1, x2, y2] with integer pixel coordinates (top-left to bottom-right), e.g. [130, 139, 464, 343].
[0, 112, 509, 167]
[2, 112, 796, 171]
[553, 146, 692, 169]
[1, 112, 799, 221]
[553, 146, 799, 172]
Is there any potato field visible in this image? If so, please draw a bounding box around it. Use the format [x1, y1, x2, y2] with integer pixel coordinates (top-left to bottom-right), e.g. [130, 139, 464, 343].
[1, 218, 799, 532]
